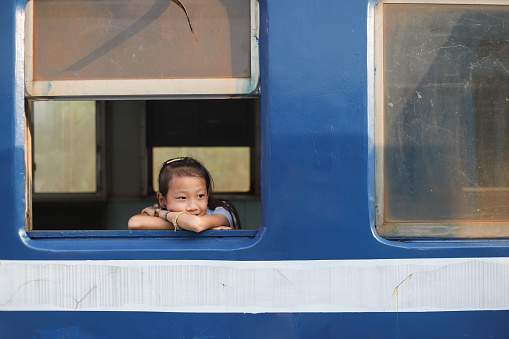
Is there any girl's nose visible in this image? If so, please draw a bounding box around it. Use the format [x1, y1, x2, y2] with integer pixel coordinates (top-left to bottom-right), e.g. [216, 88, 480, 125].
[187, 199, 198, 211]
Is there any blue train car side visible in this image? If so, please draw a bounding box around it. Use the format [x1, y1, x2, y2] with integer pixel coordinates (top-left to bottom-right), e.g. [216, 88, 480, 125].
[1, 0, 509, 338]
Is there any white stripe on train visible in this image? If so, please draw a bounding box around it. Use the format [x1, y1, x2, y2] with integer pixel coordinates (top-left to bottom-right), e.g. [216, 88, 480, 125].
[1, 257, 508, 313]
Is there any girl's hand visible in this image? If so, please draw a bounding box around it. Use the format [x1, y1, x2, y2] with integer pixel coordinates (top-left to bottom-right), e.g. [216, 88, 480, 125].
[141, 204, 160, 217]
[211, 226, 232, 230]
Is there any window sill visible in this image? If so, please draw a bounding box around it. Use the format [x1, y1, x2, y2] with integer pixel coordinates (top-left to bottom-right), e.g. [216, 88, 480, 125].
[377, 222, 509, 240]
[27, 230, 258, 239]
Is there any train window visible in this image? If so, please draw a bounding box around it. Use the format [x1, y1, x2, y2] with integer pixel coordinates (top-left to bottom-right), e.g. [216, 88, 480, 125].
[24, 0, 259, 97]
[24, 0, 261, 233]
[374, 2, 509, 239]
[32, 101, 98, 194]
[152, 147, 251, 193]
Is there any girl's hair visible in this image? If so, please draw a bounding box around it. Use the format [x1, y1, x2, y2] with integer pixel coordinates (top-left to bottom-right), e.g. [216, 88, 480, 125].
[158, 157, 241, 229]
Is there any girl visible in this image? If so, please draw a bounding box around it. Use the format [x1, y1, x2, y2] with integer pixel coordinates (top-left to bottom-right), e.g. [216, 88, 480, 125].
[128, 157, 241, 232]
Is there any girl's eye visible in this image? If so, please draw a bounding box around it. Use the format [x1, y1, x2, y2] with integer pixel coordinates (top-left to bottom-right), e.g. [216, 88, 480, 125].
[177, 197, 186, 200]
[197, 194, 205, 199]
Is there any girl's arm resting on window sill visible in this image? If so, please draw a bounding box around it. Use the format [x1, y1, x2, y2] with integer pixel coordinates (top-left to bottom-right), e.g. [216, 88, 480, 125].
[128, 214, 173, 230]
[128, 213, 231, 232]
[176, 213, 231, 232]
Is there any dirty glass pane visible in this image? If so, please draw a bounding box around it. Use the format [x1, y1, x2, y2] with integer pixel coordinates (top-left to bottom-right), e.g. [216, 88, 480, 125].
[32, 0, 251, 81]
[153, 147, 250, 192]
[33, 101, 96, 193]
[384, 5, 509, 222]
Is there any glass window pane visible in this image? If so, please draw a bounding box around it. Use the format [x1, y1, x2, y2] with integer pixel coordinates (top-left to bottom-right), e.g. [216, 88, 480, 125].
[153, 147, 250, 192]
[32, 0, 251, 81]
[383, 4, 509, 223]
[33, 101, 96, 193]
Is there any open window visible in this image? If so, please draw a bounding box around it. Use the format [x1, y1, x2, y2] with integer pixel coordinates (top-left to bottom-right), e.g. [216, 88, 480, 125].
[28, 98, 261, 231]
[374, 1, 509, 239]
[25, 0, 261, 233]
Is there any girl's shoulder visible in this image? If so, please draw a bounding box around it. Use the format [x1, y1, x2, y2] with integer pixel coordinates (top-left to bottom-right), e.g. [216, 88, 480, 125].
[206, 206, 233, 227]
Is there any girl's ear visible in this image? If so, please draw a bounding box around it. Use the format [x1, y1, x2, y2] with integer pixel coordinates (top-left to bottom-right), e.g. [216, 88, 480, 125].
[157, 193, 166, 207]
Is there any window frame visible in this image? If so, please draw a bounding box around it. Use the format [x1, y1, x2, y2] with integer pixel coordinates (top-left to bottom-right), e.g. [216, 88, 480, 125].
[24, 0, 260, 98]
[373, 0, 509, 240]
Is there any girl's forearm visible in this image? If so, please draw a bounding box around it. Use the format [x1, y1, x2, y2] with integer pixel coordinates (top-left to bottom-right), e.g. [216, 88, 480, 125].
[157, 210, 229, 232]
[129, 208, 229, 232]
[128, 214, 174, 230]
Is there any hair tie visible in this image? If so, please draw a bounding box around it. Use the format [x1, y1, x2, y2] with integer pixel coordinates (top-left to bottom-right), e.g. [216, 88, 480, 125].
[165, 158, 184, 165]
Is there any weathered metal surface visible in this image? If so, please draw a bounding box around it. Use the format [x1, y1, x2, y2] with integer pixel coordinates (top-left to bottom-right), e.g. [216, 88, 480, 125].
[2, 258, 509, 313]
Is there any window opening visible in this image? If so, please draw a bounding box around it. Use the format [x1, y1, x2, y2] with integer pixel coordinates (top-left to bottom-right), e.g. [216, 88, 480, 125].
[28, 99, 261, 232]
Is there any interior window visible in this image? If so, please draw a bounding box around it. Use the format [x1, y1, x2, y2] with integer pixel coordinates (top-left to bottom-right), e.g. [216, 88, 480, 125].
[152, 147, 251, 193]
[146, 99, 258, 195]
[32, 101, 98, 193]
[375, 3, 509, 239]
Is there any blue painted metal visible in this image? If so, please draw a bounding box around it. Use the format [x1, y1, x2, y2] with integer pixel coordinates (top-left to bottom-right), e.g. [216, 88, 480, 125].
[1, 311, 509, 338]
[1, 0, 509, 337]
[1, 0, 506, 260]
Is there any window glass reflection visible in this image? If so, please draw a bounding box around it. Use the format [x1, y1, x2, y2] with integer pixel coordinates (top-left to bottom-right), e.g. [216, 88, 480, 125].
[384, 5, 509, 222]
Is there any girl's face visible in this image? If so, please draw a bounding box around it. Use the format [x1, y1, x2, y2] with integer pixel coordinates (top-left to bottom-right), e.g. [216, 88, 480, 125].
[158, 176, 209, 216]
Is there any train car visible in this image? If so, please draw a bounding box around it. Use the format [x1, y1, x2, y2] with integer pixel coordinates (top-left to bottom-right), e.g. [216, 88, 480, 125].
[1, 0, 509, 337]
